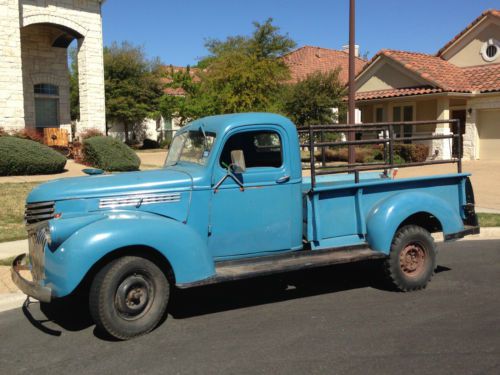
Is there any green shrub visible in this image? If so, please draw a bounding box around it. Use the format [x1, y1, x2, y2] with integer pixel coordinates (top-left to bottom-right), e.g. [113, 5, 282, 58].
[0, 136, 67, 175]
[83, 136, 140, 171]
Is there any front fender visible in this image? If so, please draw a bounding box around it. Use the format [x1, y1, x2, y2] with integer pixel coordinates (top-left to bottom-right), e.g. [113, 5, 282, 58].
[366, 191, 464, 254]
[44, 211, 214, 297]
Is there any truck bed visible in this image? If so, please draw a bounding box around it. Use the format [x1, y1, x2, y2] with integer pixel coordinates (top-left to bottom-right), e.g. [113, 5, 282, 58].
[302, 172, 471, 251]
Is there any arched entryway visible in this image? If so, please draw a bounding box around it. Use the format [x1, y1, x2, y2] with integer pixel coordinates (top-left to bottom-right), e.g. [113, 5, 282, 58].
[20, 22, 83, 133]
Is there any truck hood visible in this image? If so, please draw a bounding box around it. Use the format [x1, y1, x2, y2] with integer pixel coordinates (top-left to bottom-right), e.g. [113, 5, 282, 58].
[27, 169, 192, 203]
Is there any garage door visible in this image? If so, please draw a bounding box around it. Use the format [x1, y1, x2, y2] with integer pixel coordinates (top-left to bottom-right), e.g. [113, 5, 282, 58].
[478, 110, 500, 160]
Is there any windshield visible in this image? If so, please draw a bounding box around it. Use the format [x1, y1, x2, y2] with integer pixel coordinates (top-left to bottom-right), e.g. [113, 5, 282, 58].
[165, 130, 216, 167]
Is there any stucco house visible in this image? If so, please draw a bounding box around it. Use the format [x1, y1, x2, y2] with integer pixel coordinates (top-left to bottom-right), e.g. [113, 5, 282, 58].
[354, 10, 500, 160]
[0, 0, 106, 136]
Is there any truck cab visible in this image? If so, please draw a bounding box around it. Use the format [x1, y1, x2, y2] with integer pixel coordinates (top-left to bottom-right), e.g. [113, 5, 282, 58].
[12, 113, 479, 340]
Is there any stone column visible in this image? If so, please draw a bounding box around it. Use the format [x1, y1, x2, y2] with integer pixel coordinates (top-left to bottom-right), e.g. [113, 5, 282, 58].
[77, 22, 106, 134]
[463, 106, 478, 160]
[0, 0, 25, 130]
[432, 97, 452, 160]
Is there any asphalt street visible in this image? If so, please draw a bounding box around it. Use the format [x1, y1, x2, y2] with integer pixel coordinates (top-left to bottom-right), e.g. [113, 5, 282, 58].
[0, 240, 499, 375]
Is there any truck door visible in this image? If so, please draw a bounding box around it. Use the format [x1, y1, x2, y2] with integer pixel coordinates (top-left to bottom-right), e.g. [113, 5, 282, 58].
[208, 126, 297, 258]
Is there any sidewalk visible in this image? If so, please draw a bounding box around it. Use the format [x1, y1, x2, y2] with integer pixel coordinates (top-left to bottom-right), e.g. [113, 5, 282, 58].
[0, 160, 87, 183]
[0, 239, 27, 259]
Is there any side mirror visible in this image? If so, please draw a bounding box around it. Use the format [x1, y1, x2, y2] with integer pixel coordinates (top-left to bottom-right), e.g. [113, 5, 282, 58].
[230, 150, 246, 173]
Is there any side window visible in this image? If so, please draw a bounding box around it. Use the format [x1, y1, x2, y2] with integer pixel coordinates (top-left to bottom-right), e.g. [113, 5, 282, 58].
[220, 130, 282, 169]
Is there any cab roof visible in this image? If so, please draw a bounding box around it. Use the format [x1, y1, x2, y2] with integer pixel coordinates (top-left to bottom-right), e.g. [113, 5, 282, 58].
[181, 112, 297, 135]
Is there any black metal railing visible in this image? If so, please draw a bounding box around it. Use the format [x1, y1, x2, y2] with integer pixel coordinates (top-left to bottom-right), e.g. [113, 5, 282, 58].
[298, 119, 462, 189]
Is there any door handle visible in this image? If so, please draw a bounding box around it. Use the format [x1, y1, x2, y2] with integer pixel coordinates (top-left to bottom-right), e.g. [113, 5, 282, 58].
[276, 175, 290, 184]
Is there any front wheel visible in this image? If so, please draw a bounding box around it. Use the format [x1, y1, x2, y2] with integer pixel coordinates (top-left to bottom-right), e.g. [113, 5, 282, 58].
[383, 225, 436, 292]
[89, 256, 170, 340]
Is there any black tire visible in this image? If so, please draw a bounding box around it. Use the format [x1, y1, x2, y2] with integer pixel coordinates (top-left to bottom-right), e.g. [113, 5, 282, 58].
[383, 225, 436, 292]
[89, 256, 170, 340]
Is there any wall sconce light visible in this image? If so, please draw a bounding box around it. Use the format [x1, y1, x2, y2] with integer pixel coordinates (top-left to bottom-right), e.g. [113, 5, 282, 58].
[467, 108, 472, 115]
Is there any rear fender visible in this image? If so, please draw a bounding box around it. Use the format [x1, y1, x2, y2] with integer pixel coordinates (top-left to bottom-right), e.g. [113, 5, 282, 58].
[44, 211, 214, 297]
[366, 191, 464, 254]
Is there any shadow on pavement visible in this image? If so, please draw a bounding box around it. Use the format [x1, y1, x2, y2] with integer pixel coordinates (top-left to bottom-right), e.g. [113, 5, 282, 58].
[22, 261, 451, 339]
[169, 260, 389, 319]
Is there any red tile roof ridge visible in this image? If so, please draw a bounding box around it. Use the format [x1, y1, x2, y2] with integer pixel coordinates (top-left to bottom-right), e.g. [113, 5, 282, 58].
[381, 49, 436, 57]
[436, 9, 500, 56]
[283, 45, 367, 62]
[355, 86, 443, 100]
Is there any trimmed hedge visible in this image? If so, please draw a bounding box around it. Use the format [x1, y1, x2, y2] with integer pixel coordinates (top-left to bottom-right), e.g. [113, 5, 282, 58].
[83, 136, 141, 171]
[0, 136, 67, 175]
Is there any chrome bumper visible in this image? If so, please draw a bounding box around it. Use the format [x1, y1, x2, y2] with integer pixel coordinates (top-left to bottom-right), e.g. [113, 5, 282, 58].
[10, 253, 52, 303]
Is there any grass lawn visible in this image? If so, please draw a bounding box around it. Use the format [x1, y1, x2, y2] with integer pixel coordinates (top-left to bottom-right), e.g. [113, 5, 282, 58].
[0, 180, 499, 244]
[477, 213, 500, 227]
[0, 182, 39, 243]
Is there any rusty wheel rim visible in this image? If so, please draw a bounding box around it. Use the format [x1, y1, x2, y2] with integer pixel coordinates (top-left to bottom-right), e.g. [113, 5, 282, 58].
[400, 243, 426, 277]
[115, 273, 154, 321]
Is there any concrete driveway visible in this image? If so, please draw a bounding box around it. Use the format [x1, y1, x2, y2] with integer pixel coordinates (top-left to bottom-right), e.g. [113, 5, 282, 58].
[397, 160, 500, 212]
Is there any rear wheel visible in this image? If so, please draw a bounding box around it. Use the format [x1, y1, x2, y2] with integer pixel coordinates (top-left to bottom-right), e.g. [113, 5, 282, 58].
[384, 225, 436, 291]
[89, 256, 170, 340]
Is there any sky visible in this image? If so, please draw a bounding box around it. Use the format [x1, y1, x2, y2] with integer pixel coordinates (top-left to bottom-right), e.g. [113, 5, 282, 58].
[102, 0, 499, 66]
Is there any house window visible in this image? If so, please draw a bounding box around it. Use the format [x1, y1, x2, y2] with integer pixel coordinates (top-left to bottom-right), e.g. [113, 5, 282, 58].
[34, 84, 60, 128]
[393, 105, 414, 142]
[481, 39, 499, 62]
[375, 107, 384, 122]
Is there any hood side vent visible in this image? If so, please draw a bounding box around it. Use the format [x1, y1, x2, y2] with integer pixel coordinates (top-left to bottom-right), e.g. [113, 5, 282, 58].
[99, 193, 181, 209]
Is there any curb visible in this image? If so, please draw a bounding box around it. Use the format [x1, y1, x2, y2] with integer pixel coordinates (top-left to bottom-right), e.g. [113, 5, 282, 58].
[0, 293, 25, 313]
[0, 239, 28, 260]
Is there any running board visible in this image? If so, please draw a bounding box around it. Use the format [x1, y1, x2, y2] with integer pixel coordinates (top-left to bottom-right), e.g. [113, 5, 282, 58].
[176, 246, 386, 288]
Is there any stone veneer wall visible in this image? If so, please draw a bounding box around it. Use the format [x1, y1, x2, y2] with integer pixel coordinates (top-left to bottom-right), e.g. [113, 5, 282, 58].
[0, 0, 25, 131]
[0, 0, 105, 134]
[21, 24, 71, 128]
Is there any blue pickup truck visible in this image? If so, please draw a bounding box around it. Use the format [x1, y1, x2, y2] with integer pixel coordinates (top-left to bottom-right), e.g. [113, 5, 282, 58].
[12, 113, 479, 339]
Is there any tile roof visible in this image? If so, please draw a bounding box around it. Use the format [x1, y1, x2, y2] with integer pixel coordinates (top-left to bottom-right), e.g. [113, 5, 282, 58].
[436, 9, 500, 57]
[356, 87, 443, 101]
[355, 50, 500, 100]
[282, 46, 367, 84]
[462, 63, 500, 92]
[160, 65, 201, 96]
[355, 10, 500, 101]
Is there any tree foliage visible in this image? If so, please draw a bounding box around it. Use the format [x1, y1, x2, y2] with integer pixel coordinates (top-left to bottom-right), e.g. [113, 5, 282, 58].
[104, 42, 163, 141]
[160, 18, 296, 124]
[284, 70, 346, 126]
[69, 46, 80, 121]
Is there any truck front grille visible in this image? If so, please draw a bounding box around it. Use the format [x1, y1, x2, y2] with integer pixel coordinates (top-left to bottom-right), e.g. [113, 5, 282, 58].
[25, 201, 55, 224]
[27, 225, 48, 282]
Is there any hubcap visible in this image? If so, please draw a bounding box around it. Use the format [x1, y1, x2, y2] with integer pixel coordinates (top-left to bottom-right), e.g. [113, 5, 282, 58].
[400, 243, 426, 277]
[115, 273, 154, 320]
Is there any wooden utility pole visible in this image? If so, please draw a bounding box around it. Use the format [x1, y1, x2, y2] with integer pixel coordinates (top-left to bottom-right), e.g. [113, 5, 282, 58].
[348, 0, 356, 164]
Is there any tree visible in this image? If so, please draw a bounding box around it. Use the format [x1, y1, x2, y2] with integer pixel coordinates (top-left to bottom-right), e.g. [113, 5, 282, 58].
[104, 42, 163, 142]
[69, 46, 79, 121]
[284, 70, 346, 126]
[160, 18, 296, 122]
